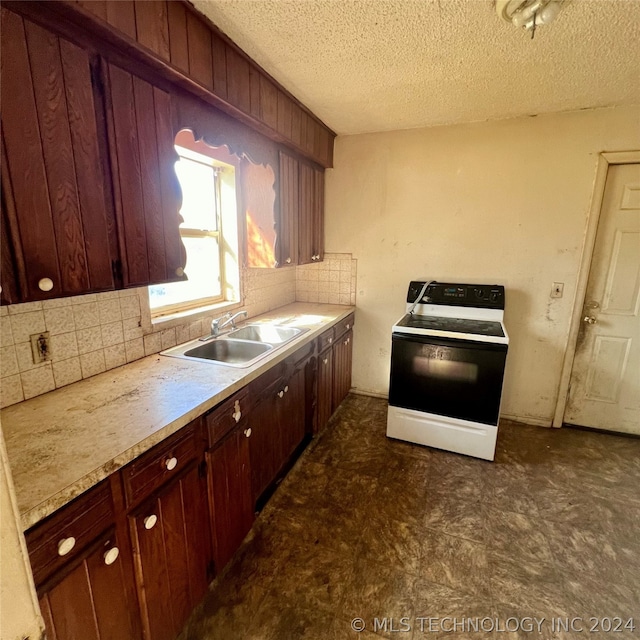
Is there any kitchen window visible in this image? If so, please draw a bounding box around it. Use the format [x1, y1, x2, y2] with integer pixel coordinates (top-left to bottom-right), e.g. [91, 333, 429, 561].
[149, 133, 240, 317]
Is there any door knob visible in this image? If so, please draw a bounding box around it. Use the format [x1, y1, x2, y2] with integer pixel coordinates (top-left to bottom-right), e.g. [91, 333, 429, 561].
[583, 316, 598, 325]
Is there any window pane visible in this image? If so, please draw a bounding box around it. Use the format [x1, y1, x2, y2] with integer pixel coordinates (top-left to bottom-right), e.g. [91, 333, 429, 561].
[149, 237, 221, 309]
[174, 157, 218, 231]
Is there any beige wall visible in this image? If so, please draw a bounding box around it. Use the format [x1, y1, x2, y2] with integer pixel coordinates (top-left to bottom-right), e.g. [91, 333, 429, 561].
[325, 105, 640, 426]
[0, 427, 43, 640]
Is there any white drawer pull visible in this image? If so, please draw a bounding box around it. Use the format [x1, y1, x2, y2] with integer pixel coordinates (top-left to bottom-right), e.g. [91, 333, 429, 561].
[57, 537, 76, 556]
[323, 358, 328, 365]
[144, 515, 158, 530]
[328, 337, 333, 344]
[284, 385, 289, 393]
[38, 277, 54, 292]
[104, 547, 120, 565]
[233, 400, 242, 423]
[175, 267, 185, 277]
[244, 427, 252, 438]
[344, 338, 349, 345]
[278, 390, 284, 398]
[286, 257, 292, 264]
[165, 457, 178, 471]
[346, 324, 350, 330]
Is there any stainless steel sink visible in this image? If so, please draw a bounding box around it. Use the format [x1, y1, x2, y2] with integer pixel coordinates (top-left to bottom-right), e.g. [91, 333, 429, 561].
[227, 324, 304, 344]
[160, 323, 308, 367]
[183, 339, 272, 364]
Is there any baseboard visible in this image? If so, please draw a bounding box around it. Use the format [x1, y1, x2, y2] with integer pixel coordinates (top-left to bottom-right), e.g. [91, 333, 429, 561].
[501, 413, 553, 428]
[349, 388, 389, 400]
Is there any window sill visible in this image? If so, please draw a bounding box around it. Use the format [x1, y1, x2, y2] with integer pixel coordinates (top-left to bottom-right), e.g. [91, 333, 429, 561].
[150, 299, 243, 332]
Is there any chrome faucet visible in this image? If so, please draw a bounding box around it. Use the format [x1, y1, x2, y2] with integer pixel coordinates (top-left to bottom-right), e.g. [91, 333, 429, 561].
[210, 310, 248, 337]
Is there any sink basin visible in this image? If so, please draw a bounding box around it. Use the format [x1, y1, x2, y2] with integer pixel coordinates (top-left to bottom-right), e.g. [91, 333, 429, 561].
[160, 322, 308, 367]
[183, 339, 272, 365]
[227, 324, 304, 344]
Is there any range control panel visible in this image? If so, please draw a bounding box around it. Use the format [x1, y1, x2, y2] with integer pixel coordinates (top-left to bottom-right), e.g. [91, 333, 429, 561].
[406, 281, 505, 309]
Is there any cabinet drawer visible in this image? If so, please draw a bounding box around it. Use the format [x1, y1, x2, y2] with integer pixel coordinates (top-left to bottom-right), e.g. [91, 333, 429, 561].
[206, 388, 250, 448]
[317, 327, 335, 352]
[334, 313, 355, 340]
[122, 424, 198, 507]
[285, 340, 316, 371]
[26, 480, 114, 588]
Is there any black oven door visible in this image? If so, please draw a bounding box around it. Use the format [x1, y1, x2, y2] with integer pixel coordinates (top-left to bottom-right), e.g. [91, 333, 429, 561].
[389, 332, 508, 426]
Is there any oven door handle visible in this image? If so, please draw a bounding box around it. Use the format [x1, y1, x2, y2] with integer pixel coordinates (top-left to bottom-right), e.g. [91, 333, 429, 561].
[391, 331, 508, 352]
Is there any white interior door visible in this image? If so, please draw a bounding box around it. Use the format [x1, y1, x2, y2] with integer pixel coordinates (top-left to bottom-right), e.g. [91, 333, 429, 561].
[565, 163, 640, 434]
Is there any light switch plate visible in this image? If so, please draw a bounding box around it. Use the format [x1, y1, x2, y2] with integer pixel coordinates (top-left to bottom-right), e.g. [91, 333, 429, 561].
[551, 282, 564, 298]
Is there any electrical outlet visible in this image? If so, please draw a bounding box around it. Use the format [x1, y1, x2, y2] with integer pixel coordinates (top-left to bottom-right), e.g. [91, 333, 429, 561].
[551, 282, 564, 298]
[30, 332, 52, 363]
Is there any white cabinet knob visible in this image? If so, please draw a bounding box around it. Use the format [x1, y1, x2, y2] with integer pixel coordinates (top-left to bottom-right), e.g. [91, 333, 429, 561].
[328, 337, 333, 344]
[104, 547, 120, 565]
[244, 427, 252, 438]
[38, 278, 54, 292]
[323, 358, 328, 365]
[165, 457, 178, 471]
[278, 390, 284, 398]
[346, 324, 350, 330]
[233, 400, 242, 423]
[286, 257, 292, 264]
[144, 515, 158, 530]
[57, 537, 76, 556]
[344, 338, 349, 345]
[175, 267, 184, 277]
[284, 385, 289, 393]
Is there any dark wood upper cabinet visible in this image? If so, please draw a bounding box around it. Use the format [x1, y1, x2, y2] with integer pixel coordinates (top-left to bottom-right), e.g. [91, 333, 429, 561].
[0, 8, 117, 301]
[278, 151, 325, 266]
[102, 61, 186, 288]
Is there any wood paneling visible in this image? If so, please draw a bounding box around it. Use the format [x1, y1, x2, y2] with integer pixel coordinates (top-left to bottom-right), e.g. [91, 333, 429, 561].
[105, 1, 136, 40]
[226, 47, 251, 114]
[316, 347, 333, 433]
[260, 76, 278, 131]
[186, 9, 213, 90]
[135, 1, 170, 61]
[167, 1, 188, 73]
[332, 329, 353, 412]
[211, 33, 228, 99]
[312, 166, 325, 261]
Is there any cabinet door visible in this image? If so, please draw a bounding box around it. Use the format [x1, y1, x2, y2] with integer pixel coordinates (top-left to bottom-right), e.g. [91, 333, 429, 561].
[277, 151, 299, 267]
[103, 61, 186, 288]
[208, 426, 254, 572]
[1, 9, 117, 301]
[316, 347, 333, 433]
[38, 528, 140, 640]
[130, 463, 211, 640]
[332, 329, 353, 412]
[312, 167, 325, 262]
[249, 383, 282, 506]
[298, 162, 315, 265]
[278, 366, 306, 463]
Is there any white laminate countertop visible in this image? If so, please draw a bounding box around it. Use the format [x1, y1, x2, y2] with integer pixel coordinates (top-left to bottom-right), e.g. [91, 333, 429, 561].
[1, 303, 355, 531]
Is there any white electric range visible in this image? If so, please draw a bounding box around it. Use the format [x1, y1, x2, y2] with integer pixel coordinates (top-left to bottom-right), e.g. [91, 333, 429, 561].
[386, 281, 509, 461]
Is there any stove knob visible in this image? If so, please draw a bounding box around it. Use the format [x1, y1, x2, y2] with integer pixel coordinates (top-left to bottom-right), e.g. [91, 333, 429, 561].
[490, 291, 499, 302]
[475, 288, 485, 299]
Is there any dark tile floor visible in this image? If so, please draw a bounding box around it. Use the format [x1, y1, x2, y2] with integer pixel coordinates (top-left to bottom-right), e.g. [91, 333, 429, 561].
[180, 395, 640, 640]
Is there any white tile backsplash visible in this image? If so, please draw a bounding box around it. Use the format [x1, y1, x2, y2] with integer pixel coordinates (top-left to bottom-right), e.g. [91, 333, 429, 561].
[1, 255, 356, 408]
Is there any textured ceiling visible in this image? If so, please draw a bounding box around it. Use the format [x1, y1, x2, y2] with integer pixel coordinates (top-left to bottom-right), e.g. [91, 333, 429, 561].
[191, 0, 640, 135]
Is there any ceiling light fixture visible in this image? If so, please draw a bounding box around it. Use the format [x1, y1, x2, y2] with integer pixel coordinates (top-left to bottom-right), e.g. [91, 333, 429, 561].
[496, 0, 567, 38]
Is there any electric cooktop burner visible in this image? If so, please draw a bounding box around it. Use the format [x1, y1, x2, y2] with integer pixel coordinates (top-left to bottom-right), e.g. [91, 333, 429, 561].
[396, 314, 505, 338]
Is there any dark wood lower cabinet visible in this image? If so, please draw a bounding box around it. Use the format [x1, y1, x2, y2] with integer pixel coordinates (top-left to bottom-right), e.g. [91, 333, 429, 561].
[129, 462, 211, 640]
[26, 329, 353, 640]
[38, 528, 140, 640]
[207, 425, 254, 572]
